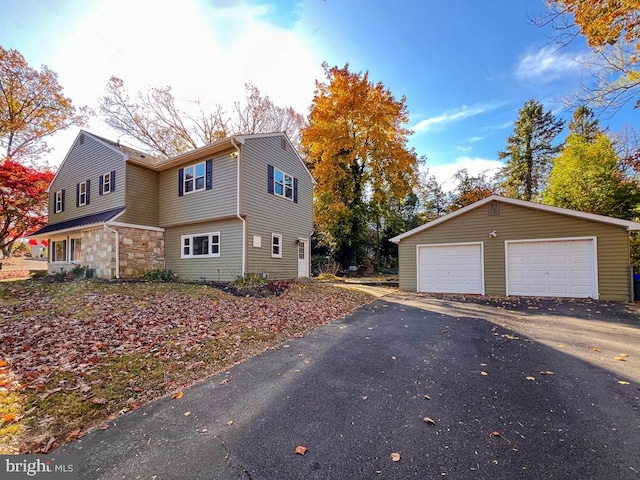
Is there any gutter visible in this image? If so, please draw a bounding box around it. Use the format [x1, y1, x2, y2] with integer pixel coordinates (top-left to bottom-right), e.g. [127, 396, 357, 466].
[230, 137, 246, 277]
[104, 224, 120, 279]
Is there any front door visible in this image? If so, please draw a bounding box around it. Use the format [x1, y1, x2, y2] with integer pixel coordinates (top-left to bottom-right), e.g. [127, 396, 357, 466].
[297, 239, 309, 277]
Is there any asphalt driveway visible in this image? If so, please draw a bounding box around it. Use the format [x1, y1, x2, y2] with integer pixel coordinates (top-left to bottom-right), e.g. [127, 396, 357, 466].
[61, 291, 640, 479]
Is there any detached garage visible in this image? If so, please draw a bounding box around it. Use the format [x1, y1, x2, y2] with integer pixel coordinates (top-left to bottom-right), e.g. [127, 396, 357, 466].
[390, 195, 640, 301]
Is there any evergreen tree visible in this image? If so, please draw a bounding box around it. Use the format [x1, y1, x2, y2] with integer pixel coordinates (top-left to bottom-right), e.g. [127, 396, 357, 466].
[497, 100, 564, 201]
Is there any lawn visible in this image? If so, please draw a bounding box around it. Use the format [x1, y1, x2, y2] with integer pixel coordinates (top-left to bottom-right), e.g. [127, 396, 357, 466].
[0, 279, 373, 454]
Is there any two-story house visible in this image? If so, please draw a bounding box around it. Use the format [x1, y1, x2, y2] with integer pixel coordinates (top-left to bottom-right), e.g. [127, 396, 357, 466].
[30, 130, 314, 281]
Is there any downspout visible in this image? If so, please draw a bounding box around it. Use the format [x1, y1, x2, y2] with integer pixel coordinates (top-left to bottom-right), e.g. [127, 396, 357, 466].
[230, 138, 246, 277]
[104, 224, 120, 279]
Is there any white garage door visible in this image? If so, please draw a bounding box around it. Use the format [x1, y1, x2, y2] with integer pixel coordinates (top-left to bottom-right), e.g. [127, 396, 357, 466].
[506, 238, 597, 299]
[417, 243, 484, 294]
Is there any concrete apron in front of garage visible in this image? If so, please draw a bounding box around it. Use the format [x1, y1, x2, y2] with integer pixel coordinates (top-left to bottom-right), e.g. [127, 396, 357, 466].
[61, 287, 640, 480]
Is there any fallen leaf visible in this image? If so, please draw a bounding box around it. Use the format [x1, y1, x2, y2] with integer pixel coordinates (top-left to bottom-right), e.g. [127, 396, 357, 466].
[423, 416, 436, 425]
[614, 356, 627, 362]
[220, 379, 229, 385]
[172, 391, 184, 399]
[618, 381, 630, 385]
[490, 431, 501, 437]
[592, 347, 600, 352]
[424, 395, 431, 400]
[184, 411, 191, 416]
[540, 371, 554, 375]
[391, 356, 397, 360]
[361, 396, 368, 400]
[390, 452, 401, 462]
[92, 397, 108, 405]
[526, 376, 536, 381]
[99, 423, 109, 430]
[295, 445, 307, 455]
[480, 371, 488, 376]
[441, 329, 448, 334]
[226, 420, 234, 426]
[619, 353, 629, 358]
[3, 413, 16, 422]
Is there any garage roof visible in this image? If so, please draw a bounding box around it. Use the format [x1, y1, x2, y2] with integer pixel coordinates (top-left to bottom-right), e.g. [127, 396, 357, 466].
[390, 195, 640, 243]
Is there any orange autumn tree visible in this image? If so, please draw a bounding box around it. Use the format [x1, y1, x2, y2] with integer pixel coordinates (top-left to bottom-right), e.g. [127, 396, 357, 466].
[302, 64, 421, 267]
[0, 46, 87, 257]
[543, 0, 640, 110]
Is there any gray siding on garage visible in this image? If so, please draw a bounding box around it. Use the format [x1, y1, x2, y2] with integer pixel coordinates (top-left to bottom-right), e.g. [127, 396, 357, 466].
[397, 201, 631, 301]
[158, 149, 238, 227]
[240, 136, 314, 279]
[48, 133, 126, 224]
[118, 163, 159, 226]
[164, 219, 244, 282]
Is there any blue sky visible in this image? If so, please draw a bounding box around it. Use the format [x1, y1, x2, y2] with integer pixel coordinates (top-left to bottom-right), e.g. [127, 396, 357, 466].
[1, 0, 637, 189]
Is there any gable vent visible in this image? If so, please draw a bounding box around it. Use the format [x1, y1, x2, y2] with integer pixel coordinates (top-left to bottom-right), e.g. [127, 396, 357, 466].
[488, 201, 500, 216]
[79, 134, 84, 145]
[280, 137, 287, 150]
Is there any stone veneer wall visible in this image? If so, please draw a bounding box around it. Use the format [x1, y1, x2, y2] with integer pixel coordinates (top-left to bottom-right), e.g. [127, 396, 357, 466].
[82, 226, 165, 278]
[82, 227, 115, 278]
[118, 226, 164, 277]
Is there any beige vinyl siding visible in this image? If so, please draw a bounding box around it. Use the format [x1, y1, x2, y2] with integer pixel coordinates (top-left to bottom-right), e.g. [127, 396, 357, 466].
[48, 134, 125, 224]
[118, 163, 159, 226]
[241, 136, 314, 279]
[164, 219, 243, 281]
[398, 201, 631, 301]
[158, 150, 238, 227]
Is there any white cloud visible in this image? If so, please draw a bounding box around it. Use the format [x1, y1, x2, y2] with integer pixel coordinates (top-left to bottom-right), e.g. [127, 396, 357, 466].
[411, 104, 496, 133]
[425, 157, 503, 192]
[515, 46, 587, 82]
[40, 0, 324, 164]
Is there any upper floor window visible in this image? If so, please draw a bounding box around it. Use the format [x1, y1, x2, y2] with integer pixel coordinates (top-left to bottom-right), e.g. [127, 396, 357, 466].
[54, 190, 65, 213]
[181, 232, 220, 258]
[100, 171, 115, 195]
[178, 160, 212, 196]
[77, 180, 90, 207]
[268, 165, 298, 203]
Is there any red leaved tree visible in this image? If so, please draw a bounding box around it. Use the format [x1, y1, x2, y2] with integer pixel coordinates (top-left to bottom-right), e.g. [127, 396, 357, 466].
[0, 160, 53, 257]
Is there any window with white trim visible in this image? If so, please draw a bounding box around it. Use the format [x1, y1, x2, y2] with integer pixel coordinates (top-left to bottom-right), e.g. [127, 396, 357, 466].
[78, 181, 87, 206]
[184, 162, 206, 194]
[102, 172, 111, 194]
[274, 168, 293, 200]
[70, 238, 82, 262]
[54, 190, 64, 213]
[271, 234, 282, 258]
[51, 240, 67, 262]
[181, 232, 220, 258]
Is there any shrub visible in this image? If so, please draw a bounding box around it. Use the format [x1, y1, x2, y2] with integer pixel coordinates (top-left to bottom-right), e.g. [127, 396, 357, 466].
[233, 273, 267, 288]
[142, 269, 176, 282]
[267, 280, 291, 296]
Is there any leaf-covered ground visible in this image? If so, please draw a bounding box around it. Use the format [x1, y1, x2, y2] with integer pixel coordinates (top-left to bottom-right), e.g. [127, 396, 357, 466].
[0, 279, 372, 454]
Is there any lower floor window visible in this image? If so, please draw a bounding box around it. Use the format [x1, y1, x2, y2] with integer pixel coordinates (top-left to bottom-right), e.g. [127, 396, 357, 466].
[70, 238, 82, 262]
[181, 232, 220, 258]
[272, 234, 282, 258]
[51, 240, 67, 262]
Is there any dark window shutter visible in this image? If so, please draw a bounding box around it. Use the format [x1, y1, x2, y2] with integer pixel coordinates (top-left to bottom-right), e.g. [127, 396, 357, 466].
[178, 168, 184, 197]
[61, 189, 65, 212]
[111, 170, 116, 191]
[293, 177, 298, 203]
[206, 159, 213, 190]
[86, 179, 90, 205]
[99, 175, 104, 195]
[268, 164, 274, 194]
[76, 183, 80, 207]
